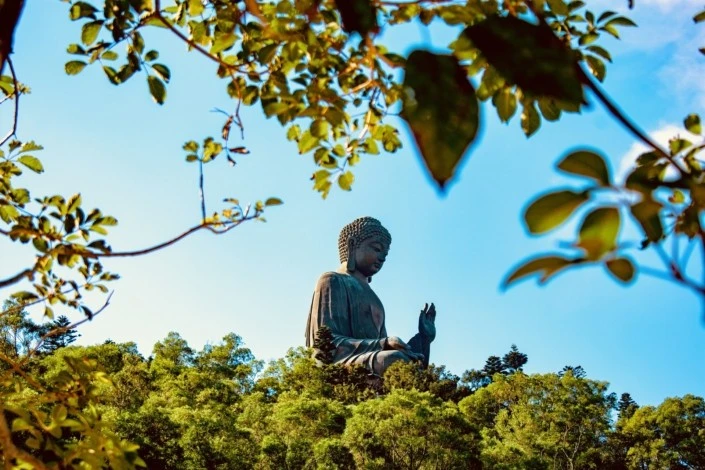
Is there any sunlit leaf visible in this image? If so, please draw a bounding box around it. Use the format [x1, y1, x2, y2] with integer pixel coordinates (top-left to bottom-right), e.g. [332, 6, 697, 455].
[65, 61, 87, 75]
[521, 101, 541, 137]
[684, 114, 701, 135]
[17, 155, 44, 173]
[147, 76, 166, 104]
[338, 171, 354, 191]
[401, 50, 479, 191]
[81, 20, 103, 45]
[557, 150, 610, 186]
[524, 190, 589, 234]
[504, 254, 583, 288]
[577, 207, 620, 259]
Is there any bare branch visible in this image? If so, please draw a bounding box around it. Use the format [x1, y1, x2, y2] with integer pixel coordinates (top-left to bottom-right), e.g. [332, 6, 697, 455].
[0, 57, 21, 147]
[0, 268, 31, 289]
[24, 292, 113, 363]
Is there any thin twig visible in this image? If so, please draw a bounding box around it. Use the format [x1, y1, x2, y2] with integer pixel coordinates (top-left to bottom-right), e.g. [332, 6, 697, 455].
[0, 56, 20, 147]
[680, 238, 697, 272]
[153, 1, 237, 72]
[581, 68, 686, 177]
[199, 159, 206, 222]
[23, 292, 113, 364]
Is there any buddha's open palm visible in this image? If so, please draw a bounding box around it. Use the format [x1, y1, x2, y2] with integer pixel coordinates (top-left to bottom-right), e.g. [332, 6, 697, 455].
[419, 303, 436, 341]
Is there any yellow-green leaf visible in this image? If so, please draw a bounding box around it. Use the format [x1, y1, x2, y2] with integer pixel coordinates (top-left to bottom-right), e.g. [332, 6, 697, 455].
[338, 171, 354, 191]
[17, 155, 44, 173]
[684, 114, 701, 135]
[577, 207, 620, 260]
[605, 257, 635, 283]
[65, 60, 87, 75]
[557, 150, 610, 186]
[524, 190, 589, 234]
[147, 76, 166, 104]
[504, 254, 581, 288]
[81, 20, 103, 45]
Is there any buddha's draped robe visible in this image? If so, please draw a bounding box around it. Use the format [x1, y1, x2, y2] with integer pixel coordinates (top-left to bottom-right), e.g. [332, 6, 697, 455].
[305, 271, 430, 376]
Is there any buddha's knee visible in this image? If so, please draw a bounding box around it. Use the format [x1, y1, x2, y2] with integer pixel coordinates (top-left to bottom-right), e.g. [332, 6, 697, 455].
[380, 350, 413, 370]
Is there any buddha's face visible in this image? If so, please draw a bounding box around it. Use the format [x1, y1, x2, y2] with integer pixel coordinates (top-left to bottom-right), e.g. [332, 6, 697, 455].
[353, 236, 389, 278]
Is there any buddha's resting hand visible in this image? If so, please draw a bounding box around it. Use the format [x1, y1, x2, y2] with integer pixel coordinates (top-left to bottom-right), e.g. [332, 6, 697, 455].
[386, 336, 424, 361]
[418, 303, 436, 342]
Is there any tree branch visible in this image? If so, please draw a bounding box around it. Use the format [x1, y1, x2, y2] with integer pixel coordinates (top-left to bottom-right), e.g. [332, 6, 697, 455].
[581, 68, 686, 177]
[0, 268, 31, 289]
[0, 57, 21, 147]
[152, 1, 237, 72]
[24, 292, 112, 364]
[0, 406, 48, 470]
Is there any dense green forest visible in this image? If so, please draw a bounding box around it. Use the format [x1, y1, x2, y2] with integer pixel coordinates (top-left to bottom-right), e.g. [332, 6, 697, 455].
[2, 304, 704, 469]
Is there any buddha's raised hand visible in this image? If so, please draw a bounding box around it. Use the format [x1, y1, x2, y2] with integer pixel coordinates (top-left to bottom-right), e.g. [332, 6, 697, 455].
[418, 303, 436, 341]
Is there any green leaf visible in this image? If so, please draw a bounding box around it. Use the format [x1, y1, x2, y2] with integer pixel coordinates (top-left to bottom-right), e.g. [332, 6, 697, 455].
[605, 16, 637, 27]
[81, 20, 103, 45]
[67, 43, 86, 55]
[147, 76, 166, 104]
[152, 63, 171, 83]
[102, 65, 119, 84]
[183, 140, 199, 152]
[684, 114, 701, 135]
[0, 204, 19, 223]
[211, 33, 237, 54]
[557, 150, 610, 186]
[631, 199, 663, 243]
[286, 125, 301, 141]
[65, 61, 87, 75]
[504, 255, 581, 288]
[297, 131, 319, 154]
[586, 45, 612, 62]
[145, 50, 159, 62]
[265, 197, 283, 206]
[524, 190, 589, 234]
[577, 207, 620, 260]
[334, 0, 379, 36]
[101, 50, 118, 61]
[311, 119, 329, 138]
[188, 0, 204, 16]
[463, 15, 584, 105]
[67, 194, 82, 214]
[263, 102, 289, 118]
[521, 101, 541, 137]
[494, 88, 517, 123]
[546, 0, 569, 15]
[402, 51, 479, 191]
[69, 2, 98, 20]
[585, 55, 605, 82]
[695, 10, 705, 22]
[338, 171, 355, 191]
[17, 155, 44, 173]
[605, 257, 635, 283]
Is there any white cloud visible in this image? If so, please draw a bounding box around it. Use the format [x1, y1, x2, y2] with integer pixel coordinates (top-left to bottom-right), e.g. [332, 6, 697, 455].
[617, 123, 700, 181]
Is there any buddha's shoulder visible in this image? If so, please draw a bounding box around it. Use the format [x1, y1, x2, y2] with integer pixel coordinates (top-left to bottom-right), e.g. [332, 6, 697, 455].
[315, 271, 355, 288]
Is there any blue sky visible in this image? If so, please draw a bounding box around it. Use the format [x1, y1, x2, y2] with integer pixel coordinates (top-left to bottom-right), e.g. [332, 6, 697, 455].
[2, 0, 704, 406]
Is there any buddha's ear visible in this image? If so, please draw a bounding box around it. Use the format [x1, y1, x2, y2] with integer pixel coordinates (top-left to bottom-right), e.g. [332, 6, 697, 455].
[346, 237, 357, 273]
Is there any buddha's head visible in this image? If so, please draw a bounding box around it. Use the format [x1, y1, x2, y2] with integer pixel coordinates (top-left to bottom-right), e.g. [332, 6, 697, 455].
[338, 217, 392, 279]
